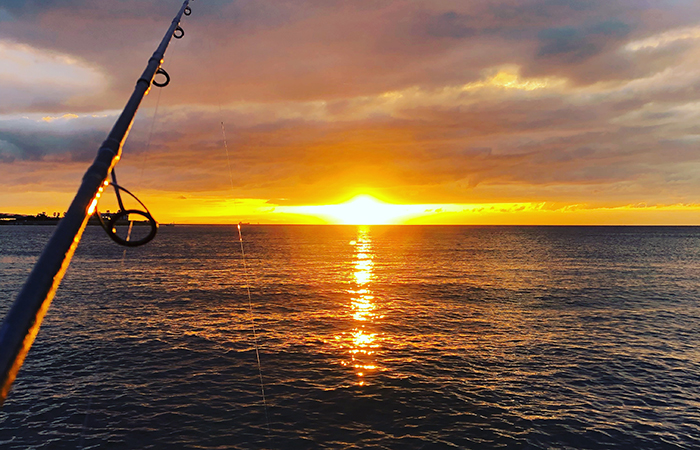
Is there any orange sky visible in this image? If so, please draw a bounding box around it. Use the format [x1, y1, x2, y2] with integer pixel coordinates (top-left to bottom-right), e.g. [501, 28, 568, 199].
[1, 1, 700, 224]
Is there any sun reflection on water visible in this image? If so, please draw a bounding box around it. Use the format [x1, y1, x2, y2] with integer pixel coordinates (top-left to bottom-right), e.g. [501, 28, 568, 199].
[338, 226, 382, 385]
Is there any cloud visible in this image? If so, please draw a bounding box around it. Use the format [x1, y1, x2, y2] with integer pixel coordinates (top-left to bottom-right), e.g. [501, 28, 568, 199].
[0, 40, 106, 113]
[4, 51, 700, 206]
[0, 112, 116, 161]
[1, 0, 698, 105]
[423, 11, 476, 39]
[626, 25, 700, 51]
[0, 8, 14, 22]
[537, 20, 631, 61]
[2, 0, 700, 220]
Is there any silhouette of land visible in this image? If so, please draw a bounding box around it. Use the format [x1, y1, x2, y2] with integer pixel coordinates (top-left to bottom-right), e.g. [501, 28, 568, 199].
[0, 212, 149, 226]
[0, 212, 62, 225]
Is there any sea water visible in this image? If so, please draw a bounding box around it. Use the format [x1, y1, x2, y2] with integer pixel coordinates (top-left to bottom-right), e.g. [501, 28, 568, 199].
[0, 225, 698, 449]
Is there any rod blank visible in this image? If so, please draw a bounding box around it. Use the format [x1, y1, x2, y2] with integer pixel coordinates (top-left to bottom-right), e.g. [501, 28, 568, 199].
[0, 0, 193, 404]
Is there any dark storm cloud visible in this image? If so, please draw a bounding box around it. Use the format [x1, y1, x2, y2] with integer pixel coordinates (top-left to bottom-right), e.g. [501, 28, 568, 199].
[0, 123, 105, 162]
[537, 20, 631, 62]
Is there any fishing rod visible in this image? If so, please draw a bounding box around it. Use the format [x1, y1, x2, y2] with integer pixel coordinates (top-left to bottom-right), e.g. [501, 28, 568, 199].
[0, 0, 195, 403]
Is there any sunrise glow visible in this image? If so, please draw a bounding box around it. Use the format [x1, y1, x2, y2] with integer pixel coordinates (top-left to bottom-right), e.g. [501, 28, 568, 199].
[3, 2, 700, 226]
[284, 195, 421, 225]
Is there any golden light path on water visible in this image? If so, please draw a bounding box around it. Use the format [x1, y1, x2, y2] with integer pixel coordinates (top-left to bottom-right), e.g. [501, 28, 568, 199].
[337, 226, 381, 385]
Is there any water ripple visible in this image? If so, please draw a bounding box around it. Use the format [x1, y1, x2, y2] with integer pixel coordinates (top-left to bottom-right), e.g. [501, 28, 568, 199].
[0, 225, 698, 449]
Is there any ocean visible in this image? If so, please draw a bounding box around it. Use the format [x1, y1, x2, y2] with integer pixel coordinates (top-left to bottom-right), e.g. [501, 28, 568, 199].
[0, 225, 698, 449]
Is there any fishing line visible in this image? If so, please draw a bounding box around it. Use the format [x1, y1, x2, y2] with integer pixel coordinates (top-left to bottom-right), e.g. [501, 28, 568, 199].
[137, 28, 181, 188]
[220, 121, 271, 434]
[77, 292, 110, 449]
[123, 25, 179, 262]
[138, 87, 163, 187]
[220, 120, 236, 192]
[238, 223, 271, 435]
[77, 339, 103, 449]
[84, 11, 185, 434]
[121, 59, 163, 265]
[81, 33, 170, 436]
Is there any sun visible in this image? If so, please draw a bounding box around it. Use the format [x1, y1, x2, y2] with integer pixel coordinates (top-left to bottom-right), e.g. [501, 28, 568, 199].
[327, 195, 400, 225]
[290, 195, 420, 225]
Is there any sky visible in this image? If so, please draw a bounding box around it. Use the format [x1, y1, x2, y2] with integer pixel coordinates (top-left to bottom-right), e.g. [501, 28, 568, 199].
[2, 0, 700, 224]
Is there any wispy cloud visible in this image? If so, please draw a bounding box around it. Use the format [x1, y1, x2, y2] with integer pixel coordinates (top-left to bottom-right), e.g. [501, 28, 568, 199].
[625, 25, 700, 51]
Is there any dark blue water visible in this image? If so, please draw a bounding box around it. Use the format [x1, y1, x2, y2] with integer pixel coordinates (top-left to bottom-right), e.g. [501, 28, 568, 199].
[0, 225, 698, 449]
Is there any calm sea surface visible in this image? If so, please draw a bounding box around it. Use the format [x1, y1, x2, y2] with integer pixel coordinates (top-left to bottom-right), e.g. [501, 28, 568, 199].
[0, 225, 698, 449]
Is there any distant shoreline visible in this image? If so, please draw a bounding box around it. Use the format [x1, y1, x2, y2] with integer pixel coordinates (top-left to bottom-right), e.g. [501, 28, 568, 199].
[0, 215, 150, 226]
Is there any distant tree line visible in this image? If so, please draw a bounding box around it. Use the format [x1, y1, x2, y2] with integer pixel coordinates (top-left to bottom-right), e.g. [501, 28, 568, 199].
[0, 212, 66, 224]
[0, 211, 126, 225]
